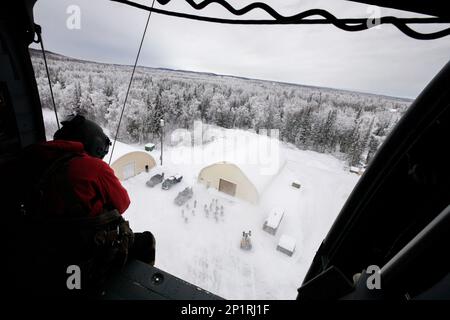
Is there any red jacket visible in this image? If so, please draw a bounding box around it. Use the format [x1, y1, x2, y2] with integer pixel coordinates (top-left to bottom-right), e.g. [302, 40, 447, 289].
[25, 140, 130, 217]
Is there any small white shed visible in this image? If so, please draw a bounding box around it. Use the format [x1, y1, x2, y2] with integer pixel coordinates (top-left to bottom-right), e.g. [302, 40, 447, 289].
[277, 234, 296, 257]
[263, 207, 284, 235]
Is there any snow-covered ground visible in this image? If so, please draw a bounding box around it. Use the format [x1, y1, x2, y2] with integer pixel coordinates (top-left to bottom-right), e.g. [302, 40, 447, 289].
[42, 108, 358, 299]
[105, 125, 359, 300]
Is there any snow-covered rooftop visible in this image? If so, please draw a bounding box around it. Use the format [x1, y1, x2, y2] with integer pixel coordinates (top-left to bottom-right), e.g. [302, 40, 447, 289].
[278, 235, 296, 252]
[105, 140, 150, 164]
[197, 126, 286, 194]
[265, 207, 284, 229]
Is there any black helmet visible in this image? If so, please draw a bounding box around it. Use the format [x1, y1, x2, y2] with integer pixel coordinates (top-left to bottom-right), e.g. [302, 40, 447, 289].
[54, 114, 111, 159]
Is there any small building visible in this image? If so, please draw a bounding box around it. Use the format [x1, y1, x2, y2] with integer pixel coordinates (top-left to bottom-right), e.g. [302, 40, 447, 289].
[145, 143, 155, 152]
[277, 234, 296, 257]
[291, 181, 301, 189]
[350, 166, 365, 175]
[263, 207, 284, 235]
[111, 151, 156, 180]
[350, 166, 360, 174]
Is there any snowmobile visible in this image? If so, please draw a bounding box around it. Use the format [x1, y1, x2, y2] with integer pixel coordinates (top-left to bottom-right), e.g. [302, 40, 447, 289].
[1, 0, 449, 300]
[162, 174, 183, 190]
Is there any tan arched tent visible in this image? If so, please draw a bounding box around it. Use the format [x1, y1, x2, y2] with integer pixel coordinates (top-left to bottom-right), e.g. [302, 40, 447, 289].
[111, 151, 156, 181]
[198, 161, 265, 204]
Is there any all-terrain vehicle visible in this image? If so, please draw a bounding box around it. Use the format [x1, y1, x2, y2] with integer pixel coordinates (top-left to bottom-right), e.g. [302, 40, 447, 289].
[146, 173, 164, 188]
[162, 174, 183, 190]
[174, 187, 193, 206]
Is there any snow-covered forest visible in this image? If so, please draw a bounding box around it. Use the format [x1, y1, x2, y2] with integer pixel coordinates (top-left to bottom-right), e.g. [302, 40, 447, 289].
[30, 49, 412, 166]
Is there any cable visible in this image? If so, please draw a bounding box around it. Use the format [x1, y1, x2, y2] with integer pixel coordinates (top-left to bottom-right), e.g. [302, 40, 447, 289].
[111, 0, 450, 40]
[159, 0, 292, 19]
[108, 0, 156, 165]
[34, 24, 60, 130]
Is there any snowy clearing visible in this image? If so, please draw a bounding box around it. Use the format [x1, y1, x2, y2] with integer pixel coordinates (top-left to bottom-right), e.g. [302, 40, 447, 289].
[106, 126, 359, 300]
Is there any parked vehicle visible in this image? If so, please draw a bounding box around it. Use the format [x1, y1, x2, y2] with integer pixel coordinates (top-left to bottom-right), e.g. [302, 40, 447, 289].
[144, 143, 155, 151]
[162, 174, 183, 190]
[174, 187, 193, 206]
[146, 173, 164, 187]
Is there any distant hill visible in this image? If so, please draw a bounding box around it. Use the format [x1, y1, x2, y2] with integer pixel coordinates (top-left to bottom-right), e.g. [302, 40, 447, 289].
[28, 48, 412, 103]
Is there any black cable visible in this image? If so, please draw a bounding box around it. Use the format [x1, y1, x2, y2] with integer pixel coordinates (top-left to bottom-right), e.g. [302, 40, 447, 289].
[111, 0, 450, 40]
[160, 0, 292, 20]
[34, 25, 60, 130]
[108, 0, 156, 165]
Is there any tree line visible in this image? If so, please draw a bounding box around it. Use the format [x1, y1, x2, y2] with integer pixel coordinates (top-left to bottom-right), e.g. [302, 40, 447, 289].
[31, 50, 411, 166]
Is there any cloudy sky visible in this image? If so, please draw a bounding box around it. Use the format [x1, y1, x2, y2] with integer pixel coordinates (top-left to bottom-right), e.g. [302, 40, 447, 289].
[31, 0, 450, 98]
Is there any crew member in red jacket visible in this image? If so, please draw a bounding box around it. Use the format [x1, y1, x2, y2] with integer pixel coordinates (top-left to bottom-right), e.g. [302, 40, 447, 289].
[24, 114, 132, 216]
[21, 114, 155, 294]
[27, 139, 131, 216]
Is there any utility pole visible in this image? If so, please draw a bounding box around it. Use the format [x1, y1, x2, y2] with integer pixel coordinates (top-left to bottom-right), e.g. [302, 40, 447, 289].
[160, 118, 164, 166]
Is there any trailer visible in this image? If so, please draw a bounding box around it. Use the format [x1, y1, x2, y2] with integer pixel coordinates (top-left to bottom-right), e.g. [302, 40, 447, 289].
[263, 208, 284, 235]
[277, 234, 296, 257]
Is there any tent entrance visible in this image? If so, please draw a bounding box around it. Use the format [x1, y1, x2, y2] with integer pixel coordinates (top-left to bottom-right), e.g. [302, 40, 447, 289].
[219, 179, 237, 196]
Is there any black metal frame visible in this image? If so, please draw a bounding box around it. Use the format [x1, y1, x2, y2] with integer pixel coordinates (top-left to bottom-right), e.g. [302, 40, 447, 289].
[111, 0, 450, 40]
[300, 60, 450, 299]
[1, 0, 449, 300]
[0, 0, 45, 154]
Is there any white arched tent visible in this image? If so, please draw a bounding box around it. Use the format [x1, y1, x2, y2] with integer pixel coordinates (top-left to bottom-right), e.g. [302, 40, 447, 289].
[196, 127, 286, 204]
[198, 160, 285, 204]
[111, 151, 156, 180]
[106, 141, 156, 180]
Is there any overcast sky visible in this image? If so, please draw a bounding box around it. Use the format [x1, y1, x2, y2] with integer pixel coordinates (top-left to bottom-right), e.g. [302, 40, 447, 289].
[31, 0, 450, 98]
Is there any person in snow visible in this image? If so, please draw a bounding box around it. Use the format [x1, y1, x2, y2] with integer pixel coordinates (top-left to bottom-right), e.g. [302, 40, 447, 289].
[17, 114, 155, 295]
